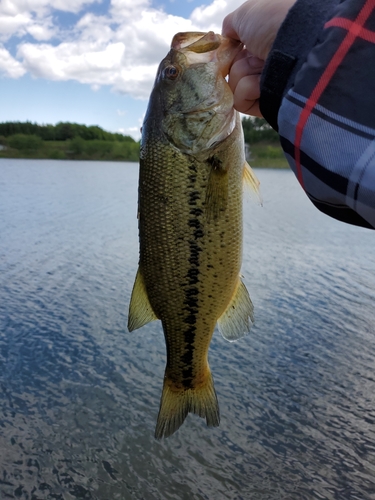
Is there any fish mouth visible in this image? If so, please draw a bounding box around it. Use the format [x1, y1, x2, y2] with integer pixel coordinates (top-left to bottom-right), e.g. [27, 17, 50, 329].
[171, 31, 243, 77]
[172, 31, 221, 53]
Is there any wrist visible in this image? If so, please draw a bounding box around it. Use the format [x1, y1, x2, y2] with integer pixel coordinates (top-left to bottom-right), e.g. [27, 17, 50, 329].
[259, 0, 340, 130]
[251, 0, 298, 60]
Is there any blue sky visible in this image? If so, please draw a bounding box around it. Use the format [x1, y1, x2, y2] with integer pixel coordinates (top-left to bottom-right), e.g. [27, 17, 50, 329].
[0, 0, 244, 140]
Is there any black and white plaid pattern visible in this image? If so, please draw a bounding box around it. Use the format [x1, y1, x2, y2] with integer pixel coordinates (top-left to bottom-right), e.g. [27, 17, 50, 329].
[277, 0, 375, 228]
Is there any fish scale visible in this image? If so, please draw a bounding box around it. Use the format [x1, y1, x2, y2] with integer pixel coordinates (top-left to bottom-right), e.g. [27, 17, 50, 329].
[140, 143, 241, 356]
[128, 31, 258, 439]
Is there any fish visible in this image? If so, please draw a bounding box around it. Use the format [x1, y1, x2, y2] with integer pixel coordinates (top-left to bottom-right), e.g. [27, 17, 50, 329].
[128, 31, 259, 439]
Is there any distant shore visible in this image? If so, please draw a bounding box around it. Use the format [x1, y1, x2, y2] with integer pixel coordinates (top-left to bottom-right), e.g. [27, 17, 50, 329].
[0, 141, 288, 167]
[0, 121, 140, 162]
[0, 120, 289, 167]
[246, 143, 288, 169]
[0, 138, 139, 162]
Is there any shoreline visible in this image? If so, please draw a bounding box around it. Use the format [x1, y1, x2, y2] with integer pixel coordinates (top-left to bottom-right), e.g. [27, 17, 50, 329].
[0, 155, 289, 168]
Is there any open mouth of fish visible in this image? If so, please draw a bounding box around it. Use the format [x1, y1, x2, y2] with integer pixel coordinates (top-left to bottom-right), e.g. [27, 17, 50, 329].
[171, 31, 243, 78]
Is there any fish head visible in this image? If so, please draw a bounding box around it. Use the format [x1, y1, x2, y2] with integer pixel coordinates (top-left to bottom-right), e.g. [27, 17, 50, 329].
[143, 31, 243, 156]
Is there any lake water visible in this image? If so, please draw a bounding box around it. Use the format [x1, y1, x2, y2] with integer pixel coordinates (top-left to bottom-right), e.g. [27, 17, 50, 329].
[0, 158, 374, 500]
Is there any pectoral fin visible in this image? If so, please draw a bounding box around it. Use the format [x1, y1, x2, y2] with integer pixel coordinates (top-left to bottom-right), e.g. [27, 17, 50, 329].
[243, 162, 262, 205]
[217, 278, 254, 342]
[128, 267, 158, 332]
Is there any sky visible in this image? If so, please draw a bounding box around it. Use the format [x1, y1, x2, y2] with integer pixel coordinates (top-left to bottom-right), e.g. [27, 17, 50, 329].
[0, 0, 245, 140]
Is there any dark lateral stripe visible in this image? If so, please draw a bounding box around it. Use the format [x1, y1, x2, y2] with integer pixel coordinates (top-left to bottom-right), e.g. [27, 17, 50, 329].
[190, 207, 203, 216]
[181, 324, 196, 383]
[181, 164, 205, 388]
[189, 191, 200, 205]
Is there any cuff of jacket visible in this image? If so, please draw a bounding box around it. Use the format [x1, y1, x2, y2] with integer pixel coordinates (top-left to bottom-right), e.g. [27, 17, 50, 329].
[259, 0, 340, 131]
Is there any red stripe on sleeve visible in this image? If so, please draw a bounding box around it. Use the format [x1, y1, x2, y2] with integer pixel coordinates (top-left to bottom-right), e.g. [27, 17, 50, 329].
[294, 0, 375, 189]
[325, 17, 375, 43]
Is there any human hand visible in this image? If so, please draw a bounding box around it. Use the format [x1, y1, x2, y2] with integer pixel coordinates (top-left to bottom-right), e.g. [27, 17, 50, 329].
[222, 0, 297, 116]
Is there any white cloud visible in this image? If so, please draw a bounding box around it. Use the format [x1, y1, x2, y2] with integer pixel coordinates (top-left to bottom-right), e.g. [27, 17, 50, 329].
[3, 0, 242, 99]
[118, 112, 144, 140]
[110, 0, 151, 19]
[0, 0, 100, 16]
[47, 0, 100, 13]
[15, 3, 197, 99]
[0, 0, 99, 41]
[190, 0, 226, 30]
[191, 0, 245, 31]
[18, 41, 126, 78]
[115, 9, 195, 64]
[26, 16, 57, 41]
[0, 12, 57, 42]
[75, 13, 113, 42]
[0, 45, 26, 78]
[0, 13, 32, 41]
[119, 125, 141, 141]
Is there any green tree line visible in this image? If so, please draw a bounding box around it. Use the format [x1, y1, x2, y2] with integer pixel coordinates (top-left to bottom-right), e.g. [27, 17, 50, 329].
[0, 121, 140, 161]
[0, 118, 287, 166]
[0, 118, 279, 144]
[242, 117, 279, 144]
[0, 121, 135, 142]
[242, 117, 288, 167]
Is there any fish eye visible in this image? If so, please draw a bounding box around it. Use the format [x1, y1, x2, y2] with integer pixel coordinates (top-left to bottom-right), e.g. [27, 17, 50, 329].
[163, 65, 179, 80]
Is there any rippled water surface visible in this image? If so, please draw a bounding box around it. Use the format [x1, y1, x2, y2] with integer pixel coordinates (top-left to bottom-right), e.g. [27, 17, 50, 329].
[1, 159, 375, 500]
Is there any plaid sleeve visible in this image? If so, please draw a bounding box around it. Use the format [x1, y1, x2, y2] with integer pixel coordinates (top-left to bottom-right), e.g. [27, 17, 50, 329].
[260, 0, 375, 229]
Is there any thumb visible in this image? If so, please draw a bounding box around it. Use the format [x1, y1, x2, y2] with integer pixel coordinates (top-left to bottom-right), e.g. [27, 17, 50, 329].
[222, 12, 240, 41]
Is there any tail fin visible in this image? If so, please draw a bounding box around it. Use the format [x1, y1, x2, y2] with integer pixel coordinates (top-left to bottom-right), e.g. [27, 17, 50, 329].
[154, 372, 220, 439]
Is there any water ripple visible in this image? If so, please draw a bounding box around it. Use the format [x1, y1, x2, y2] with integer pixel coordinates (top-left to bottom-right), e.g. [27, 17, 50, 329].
[0, 160, 374, 499]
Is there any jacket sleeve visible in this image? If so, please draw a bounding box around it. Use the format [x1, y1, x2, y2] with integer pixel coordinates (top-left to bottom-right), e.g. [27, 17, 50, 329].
[259, 0, 375, 229]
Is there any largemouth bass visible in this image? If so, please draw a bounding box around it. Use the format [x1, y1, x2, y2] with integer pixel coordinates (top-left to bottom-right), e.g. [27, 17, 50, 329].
[128, 31, 259, 439]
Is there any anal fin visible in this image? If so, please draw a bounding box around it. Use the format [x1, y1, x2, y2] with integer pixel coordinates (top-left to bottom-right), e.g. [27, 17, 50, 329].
[217, 277, 254, 342]
[128, 267, 158, 332]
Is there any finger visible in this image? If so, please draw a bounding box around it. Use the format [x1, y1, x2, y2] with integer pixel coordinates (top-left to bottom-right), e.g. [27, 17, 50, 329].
[228, 53, 264, 93]
[233, 74, 263, 116]
[232, 51, 264, 68]
[244, 101, 263, 118]
[221, 12, 239, 40]
[235, 96, 262, 117]
[233, 73, 261, 104]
